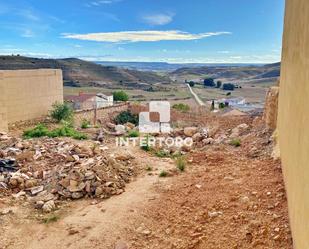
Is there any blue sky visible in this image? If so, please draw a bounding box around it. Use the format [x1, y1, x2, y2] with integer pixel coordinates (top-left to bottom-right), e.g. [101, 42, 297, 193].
[0, 0, 285, 63]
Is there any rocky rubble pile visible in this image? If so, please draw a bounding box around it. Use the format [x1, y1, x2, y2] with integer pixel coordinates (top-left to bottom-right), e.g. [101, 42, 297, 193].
[0, 133, 136, 212]
[169, 123, 250, 148]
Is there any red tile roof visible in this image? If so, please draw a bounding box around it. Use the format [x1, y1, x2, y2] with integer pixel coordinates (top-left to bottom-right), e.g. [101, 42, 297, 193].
[64, 94, 96, 103]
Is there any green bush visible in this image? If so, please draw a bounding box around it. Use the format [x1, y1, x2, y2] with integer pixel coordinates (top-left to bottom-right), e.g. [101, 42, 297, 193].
[176, 156, 186, 171]
[81, 119, 91, 129]
[23, 124, 50, 138]
[219, 102, 225, 109]
[50, 102, 73, 122]
[159, 170, 168, 177]
[230, 138, 241, 147]
[113, 90, 129, 101]
[172, 103, 190, 112]
[155, 150, 170, 158]
[115, 111, 138, 125]
[23, 124, 87, 140]
[140, 135, 152, 151]
[146, 165, 153, 171]
[48, 126, 87, 140]
[128, 130, 140, 137]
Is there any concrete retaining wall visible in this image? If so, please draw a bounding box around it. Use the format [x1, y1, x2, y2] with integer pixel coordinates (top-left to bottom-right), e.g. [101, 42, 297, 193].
[0, 69, 63, 131]
[278, 0, 309, 248]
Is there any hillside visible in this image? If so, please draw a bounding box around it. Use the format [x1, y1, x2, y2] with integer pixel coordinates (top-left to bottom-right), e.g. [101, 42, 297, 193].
[0, 56, 171, 87]
[170, 62, 280, 83]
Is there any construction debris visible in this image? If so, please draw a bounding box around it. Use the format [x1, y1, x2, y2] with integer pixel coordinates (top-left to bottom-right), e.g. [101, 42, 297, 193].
[0, 135, 137, 212]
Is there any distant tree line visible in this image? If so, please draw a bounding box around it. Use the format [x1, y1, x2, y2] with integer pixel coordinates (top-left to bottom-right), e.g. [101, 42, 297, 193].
[203, 77, 240, 91]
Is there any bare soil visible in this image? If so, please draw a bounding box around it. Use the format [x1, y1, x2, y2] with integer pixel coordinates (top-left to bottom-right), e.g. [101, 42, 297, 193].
[0, 117, 293, 249]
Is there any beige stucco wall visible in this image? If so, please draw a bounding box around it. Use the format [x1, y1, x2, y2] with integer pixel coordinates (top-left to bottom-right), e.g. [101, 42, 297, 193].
[278, 0, 309, 248]
[0, 69, 63, 131]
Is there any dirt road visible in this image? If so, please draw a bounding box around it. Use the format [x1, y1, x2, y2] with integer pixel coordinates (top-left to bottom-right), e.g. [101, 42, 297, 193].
[187, 84, 206, 106]
[1, 149, 175, 249]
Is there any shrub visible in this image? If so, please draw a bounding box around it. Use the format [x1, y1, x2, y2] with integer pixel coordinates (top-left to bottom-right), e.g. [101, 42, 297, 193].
[50, 102, 73, 122]
[113, 90, 129, 101]
[128, 130, 140, 137]
[140, 135, 152, 151]
[81, 119, 91, 129]
[23, 124, 49, 138]
[23, 124, 87, 140]
[219, 102, 225, 109]
[176, 156, 186, 172]
[159, 170, 168, 177]
[115, 111, 138, 125]
[42, 214, 59, 224]
[155, 150, 170, 158]
[172, 103, 190, 112]
[230, 138, 241, 147]
[48, 126, 87, 140]
[146, 165, 153, 171]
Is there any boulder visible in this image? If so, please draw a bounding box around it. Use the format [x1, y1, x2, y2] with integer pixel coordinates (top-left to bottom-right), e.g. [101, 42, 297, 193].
[202, 138, 214, 145]
[114, 150, 135, 161]
[230, 123, 249, 138]
[125, 122, 135, 130]
[192, 133, 203, 142]
[115, 125, 126, 134]
[42, 200, 55, 213]
[184, 127, 198, 137]
[106, 122, 116, 129]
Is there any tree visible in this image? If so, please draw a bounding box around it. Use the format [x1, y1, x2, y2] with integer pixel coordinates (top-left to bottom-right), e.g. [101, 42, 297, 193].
[188, 81, 195, 87]
[113, 90, 129, 101]
[204, 78, 215, 87]
[210, 100, 215, 111]
[216, 81, 222, 88]
[222, 83, 235, 91]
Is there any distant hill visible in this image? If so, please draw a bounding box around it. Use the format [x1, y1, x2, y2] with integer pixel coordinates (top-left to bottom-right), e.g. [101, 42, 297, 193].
[170, 63, 281, 83]
[0, 56, 171, 88]
[97, 61, 263, 72]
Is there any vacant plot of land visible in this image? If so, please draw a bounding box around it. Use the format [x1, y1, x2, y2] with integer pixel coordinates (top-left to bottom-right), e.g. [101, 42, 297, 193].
[192, 83, 273, 104]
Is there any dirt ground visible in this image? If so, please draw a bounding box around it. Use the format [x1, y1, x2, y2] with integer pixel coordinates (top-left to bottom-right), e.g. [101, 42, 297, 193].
[0, 116, 293, 249]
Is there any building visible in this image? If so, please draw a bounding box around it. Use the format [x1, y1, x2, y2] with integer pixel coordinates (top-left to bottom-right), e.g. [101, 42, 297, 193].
[65, 92, 113, 110]
[0, 69, 63, 132]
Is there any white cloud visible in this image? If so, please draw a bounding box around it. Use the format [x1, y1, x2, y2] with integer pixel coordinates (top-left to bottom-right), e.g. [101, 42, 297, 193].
[87, 0, 122, 6]
[21, 29, 35, 38]
[62, 30, 231, 43]
[218, 50, 230, 54]
[19, 9, 40, 21]
[142, 13, 174, 26]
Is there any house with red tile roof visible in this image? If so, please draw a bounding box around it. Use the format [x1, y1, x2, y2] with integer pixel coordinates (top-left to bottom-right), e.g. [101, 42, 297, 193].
[64, 92, 113, 110]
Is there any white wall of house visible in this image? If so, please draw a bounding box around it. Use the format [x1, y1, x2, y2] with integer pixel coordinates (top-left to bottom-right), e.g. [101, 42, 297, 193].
[95, 95, 113, 108]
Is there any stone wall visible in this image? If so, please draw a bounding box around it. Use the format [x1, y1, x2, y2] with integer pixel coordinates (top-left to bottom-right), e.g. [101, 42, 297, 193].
[278, 0, 309, 248]
[74, 103, 128, 126]
[0, 69, 63, 131]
